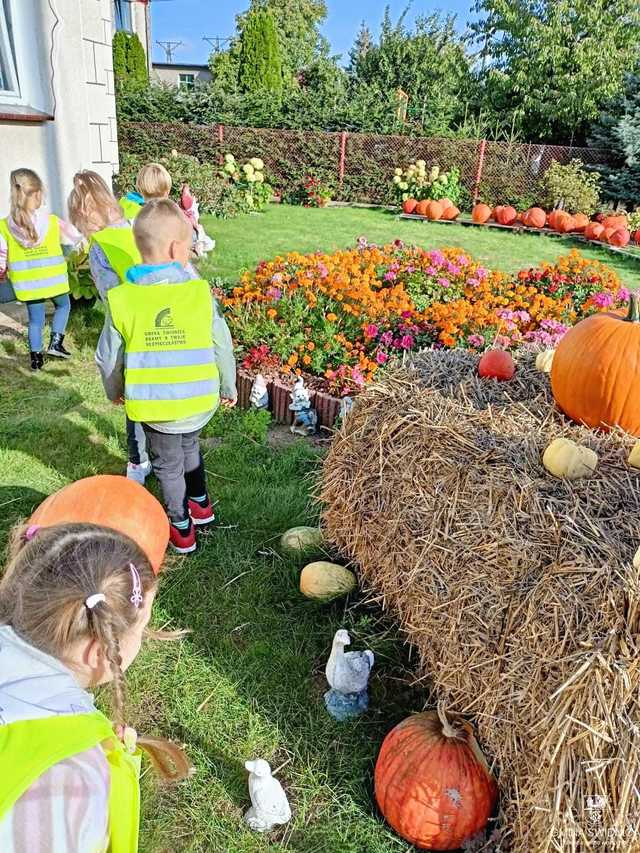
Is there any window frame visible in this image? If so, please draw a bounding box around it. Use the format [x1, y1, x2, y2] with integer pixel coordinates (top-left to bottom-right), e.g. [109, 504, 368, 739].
[179, 73, 195, 91]
[0, 0, 20, 100]
[113, 0, 133, 33]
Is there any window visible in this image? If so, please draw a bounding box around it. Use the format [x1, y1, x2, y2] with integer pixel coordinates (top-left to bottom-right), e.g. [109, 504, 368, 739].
[179, 73, 195, 91]
[113, 0, 133, 32]
[0, 0, 19, 97]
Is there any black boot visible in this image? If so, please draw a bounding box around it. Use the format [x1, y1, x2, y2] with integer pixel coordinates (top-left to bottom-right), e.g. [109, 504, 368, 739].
[47, 332, 71, 359]
[30, 351, 44, 371]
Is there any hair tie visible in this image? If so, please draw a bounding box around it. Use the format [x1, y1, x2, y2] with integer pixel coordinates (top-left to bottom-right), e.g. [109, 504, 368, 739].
[25, 525, 40, 541]
[85, 593, 106, 610]
[129, 563, 143, 609]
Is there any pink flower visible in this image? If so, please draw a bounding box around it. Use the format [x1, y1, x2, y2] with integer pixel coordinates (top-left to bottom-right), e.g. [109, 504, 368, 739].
[366, 323, 379, 338]
[428, 250, 445, 266]
[446, 263, 461, 275]
[376, 351, 389, 365]
[271, 273, 283, 284]
[400, 334, 414, 350]
[592, 291, 614, 309]
[617, 288, 630, 303]
[466, 278, 480, 288]
[457, 255, 469, 266]
[317, 263, 329, 279]
[380, 331, 393, 346]
[401, 311, 412, 320]
[467, 334, 484, 347]
[476, 267, 488, 280]
[426, 266, 438, 276]
[384, 270, 397, 282]
[351, 367, 366, 387]
[265, 286, 282, 300]
[438, 277, 451, 288]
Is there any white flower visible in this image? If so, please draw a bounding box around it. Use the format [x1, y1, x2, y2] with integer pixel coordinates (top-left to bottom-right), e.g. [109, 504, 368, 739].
[416, 159, 426, 169]
[393, 175, 402, 185]
[250, 158, 264, 170]
[243, 163, 255, 176]
[246, 172, 257, 183]
[407, 165, 417, 175]
[430, 166, 440, 180]
[224, 162, 236, 175]
[225, 153, 236, 164]
[255, 172, 265, 183]
[171, 149, 178, 158]
[399, 181, 409, 191]
[394, 168, 403, 177]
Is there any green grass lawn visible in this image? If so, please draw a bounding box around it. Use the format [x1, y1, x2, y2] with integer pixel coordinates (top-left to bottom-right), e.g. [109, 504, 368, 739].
[201, 204, 640, 286]
[0, 308, 422, 853]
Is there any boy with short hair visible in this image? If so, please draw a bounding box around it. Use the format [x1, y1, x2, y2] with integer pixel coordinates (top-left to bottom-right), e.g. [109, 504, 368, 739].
[96, 199, 237, 553]
[119, 162, 172, 220]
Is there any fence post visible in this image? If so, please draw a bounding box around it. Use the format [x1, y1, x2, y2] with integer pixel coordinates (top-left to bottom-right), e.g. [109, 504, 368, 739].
[339, 131, 347, 187]
[218, 124, 225, 164]
[472, 138, 487, 206]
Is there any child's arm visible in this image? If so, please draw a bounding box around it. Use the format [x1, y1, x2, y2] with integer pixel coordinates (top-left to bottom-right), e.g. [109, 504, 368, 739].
[212, 297, 237, 402]
[88, 242, 119, 301]
[0, 231, 6, 279]
[95, 307, 125, 402]
[58, 218, 83, 248]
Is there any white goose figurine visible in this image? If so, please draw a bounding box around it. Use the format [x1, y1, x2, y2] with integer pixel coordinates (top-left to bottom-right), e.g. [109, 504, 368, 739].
[325, 629, 374, 718]
[244, 759, 291, 833]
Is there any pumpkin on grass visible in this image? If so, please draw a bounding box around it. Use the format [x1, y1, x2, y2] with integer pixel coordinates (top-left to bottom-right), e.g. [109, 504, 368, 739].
[555, 212, 575, 233]
[478, 350, 515, 381]
[441, 205, 460, 221]
[471, 204, 492, 224]
[495, 205, 517, 226]
[633, 230, 640, 246]
[299, 561, 356, 601]
[29, 475, 169, 574]
[524, 207, 546, 228]
[602, 215, 627, 231]
[551, 292, 640, 436]
[438, 197, 453, 211]
[609, 228, 630, 247]
[281, 526, 324, 555]
[572, 213, 589, 233]
[415, 200, 429, 217]
[402, 199, 418, 215]
[584, 221, 605, 241]
[375, 708, 497, 851]
[425, 201, 444, 221]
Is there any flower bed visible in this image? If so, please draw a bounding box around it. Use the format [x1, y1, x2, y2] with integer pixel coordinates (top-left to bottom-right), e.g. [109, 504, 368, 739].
[222, 241, 627, 397]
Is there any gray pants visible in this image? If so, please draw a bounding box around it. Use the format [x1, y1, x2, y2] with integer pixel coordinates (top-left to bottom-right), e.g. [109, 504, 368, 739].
[142, 426, 206, 523]
[126, 417, 149, 466]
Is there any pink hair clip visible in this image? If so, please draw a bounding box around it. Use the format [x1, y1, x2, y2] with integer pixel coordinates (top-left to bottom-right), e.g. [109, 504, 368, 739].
[129, 563, 143, 609]
[25, 525, 41, 541]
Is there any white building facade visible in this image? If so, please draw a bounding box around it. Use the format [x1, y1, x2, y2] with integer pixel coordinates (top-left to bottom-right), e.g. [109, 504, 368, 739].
[0, 0, 149, 215]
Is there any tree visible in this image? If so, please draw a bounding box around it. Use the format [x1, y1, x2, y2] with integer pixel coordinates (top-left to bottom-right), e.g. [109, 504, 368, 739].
[238, 9, 283, 94]
[471, 0, 640, 143]
[112, 32, 148, 88]
[589, 75, 640, 206]
[348, 22, 373, 79]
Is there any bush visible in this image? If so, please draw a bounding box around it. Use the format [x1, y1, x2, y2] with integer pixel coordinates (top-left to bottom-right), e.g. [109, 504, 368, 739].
[392, 162, 463, 206]
[113, 32, 148, 87]
[541, 159, 601, 214]
[285, 174, 333, 207]
[221, 154, 273, 212]
[113, 152, 245, 219]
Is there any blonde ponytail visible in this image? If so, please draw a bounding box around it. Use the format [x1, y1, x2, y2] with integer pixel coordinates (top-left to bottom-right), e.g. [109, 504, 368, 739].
[9, 169, 43, 245]
[68, 170, 123, 238]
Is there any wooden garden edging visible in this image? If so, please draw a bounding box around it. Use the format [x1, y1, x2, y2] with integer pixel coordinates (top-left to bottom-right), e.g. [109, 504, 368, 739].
[236, 369, 342, 429]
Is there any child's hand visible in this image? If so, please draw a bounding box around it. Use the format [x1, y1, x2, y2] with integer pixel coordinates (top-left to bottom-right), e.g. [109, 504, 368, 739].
[221, 397, 237, 409]
[112, 397, 124, 406]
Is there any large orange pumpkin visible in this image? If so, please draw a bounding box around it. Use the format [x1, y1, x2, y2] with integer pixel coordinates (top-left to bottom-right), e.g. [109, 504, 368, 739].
[572, 213, 589, 233]
[425, 201, 444, 221]
[494, 205, 517, 226]
[438, 197, 453, 211]
[609, 228, 630, 247]
[441, 205, 460, 221]
[633, 229, 640, 245]
[602, 215, 627, 231]
[584, 221, 605, 241]
[547, 209, 563, 231]
[29, 475, 169, 574]
[555, 211, 575, 233]
[472, 203, 492, 224]
[375, 710, 497, 851]
[601, 226, 616, 243]
[415, 200, 429, 217]
[402, 198, 418, 215]
[551, 293, 640, 436]
[523, 207, 546, 228]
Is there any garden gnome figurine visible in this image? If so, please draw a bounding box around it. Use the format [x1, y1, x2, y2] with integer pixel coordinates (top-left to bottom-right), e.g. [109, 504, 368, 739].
[289, 377, 318, 436]
[324, 628, 374, 721]
[340, 396, 354, 421]
[244, 759, 292, 832]
[250, 374, 269, 410]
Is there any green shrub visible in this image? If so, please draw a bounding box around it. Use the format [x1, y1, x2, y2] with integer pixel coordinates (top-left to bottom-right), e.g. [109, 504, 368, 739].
[392, 162, 463, 206]
[541, 159, 601, 214]
[113, 32, 148, 87]
[238, 9, 283, 94]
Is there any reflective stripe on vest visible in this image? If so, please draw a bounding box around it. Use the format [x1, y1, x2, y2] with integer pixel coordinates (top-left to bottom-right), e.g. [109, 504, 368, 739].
[119, 197, 142, 221]
[0, 215, 69, 302]
[91, 225, 142, 281]
[0, 711, 141, 853]
[107, 278, 220, 422]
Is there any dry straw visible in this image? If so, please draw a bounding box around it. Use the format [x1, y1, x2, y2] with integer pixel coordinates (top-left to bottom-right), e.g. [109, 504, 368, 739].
[320, 349, 640, 852]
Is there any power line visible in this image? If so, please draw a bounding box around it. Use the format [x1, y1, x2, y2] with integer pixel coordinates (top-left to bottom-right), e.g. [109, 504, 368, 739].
[156, 40, 183, 62]
[203, 36, 232, 53]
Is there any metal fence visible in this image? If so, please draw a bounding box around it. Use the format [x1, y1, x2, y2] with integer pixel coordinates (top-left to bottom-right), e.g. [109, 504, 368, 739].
[118, 121, 614, 208]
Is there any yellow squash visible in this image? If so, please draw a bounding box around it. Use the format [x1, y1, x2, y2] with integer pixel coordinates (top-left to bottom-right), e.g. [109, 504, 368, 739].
[535, 349, 555, 374]
[629, 441, 640, 469]
[543, 438, 598, 480]
[300, 561, 357, 601]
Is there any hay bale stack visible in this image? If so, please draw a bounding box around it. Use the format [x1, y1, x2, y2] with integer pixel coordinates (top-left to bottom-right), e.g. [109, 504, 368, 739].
[320, 349, 640, 852]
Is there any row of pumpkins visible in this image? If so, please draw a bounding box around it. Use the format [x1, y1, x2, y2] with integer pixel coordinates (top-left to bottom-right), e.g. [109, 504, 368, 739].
[403, 197, 639, 249]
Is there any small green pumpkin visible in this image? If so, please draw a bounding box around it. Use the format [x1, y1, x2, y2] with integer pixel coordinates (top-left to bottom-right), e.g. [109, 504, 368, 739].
[280, 526, 324, 555]
[300, 561, 357, 601]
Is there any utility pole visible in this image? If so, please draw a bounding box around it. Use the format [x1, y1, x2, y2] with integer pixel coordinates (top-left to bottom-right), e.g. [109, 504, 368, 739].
[203, 36, 232, 53]
[156, 40, 183, 63]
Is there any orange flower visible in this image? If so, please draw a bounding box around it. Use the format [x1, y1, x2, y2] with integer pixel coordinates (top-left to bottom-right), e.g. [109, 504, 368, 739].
[303, 354, 312, 365]
[288, 354, 298, 366]
[267, 308, 277, 319]
[307, 342, 315, 351]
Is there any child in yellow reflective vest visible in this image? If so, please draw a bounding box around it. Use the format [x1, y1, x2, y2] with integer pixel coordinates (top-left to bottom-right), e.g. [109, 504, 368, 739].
[0, 168, 81, 370]
[0, 523, 192, 852]
[68, 171, 152, 486]
[118, 162, 172, 221]
[96, 199, 237, 555]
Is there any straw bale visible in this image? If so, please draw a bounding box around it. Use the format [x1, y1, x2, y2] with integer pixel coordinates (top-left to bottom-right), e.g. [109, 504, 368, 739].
[320, 349, 640, 852]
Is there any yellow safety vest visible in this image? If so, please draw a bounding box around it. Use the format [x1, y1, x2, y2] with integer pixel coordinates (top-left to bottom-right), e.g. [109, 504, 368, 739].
[107, 278, 220, 423]
[0, 215, 69, 302]
[91, 225, 142, 282]
[119, 197, 142, 221]
[0, 711, 141, 852]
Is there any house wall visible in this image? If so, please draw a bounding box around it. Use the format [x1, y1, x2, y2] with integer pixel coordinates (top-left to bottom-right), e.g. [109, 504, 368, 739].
[153, 66, 212, 87]
[0, 0, 118, 217]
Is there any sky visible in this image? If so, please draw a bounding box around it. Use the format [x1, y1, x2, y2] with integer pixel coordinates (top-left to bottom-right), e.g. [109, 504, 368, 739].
[150, 0, 473, 66]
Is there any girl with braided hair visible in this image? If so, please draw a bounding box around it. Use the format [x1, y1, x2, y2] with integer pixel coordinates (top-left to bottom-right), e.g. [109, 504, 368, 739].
[0, 523, 192, 852]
